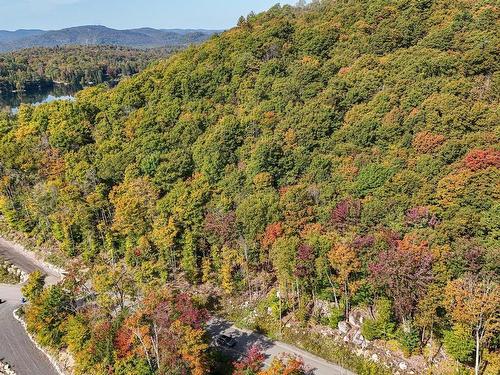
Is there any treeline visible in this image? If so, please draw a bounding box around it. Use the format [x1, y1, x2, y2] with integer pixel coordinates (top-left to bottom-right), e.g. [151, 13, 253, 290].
[0, 0, 499, 374]
[0, 45, 173, 93]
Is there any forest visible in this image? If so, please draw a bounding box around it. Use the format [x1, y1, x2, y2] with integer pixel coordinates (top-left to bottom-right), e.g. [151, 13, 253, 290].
[0, 45, 172, 93]
[0, 0, 498, 374]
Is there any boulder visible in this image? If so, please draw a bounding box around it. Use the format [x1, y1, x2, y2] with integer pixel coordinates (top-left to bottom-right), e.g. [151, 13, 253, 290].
[352, 331, 369, 348]
[338, 320, 351, 334]
[348, 310, 365, 327]
[352, 330, 364, 345]
[399, 362, 408, 371]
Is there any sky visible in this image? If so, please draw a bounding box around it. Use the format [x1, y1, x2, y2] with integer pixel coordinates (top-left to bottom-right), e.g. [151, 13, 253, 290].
[0, 0, 298, 31]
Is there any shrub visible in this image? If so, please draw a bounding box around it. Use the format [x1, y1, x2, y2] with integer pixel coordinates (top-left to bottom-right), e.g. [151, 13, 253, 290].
[361, 298, 396, 340]
[443, 324, 475, 364]
[327, 306, 344, 329]
[361, 318, 380, 341]
[397, 323, 421, 356]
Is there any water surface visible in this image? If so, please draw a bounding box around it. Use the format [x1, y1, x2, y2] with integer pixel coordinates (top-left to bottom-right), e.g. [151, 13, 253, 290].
[1, 84, 78, 113]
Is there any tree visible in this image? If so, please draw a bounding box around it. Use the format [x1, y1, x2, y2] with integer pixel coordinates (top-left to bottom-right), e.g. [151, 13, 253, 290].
[328, 242, 361, 317]
[237, 16, 247, 28]
[204, 210, 237, 246]
[21, 270, 45, 301]
[294, 243, 316, 290]
[125, 290, 209, 375]
[361, 298, 396, 341]
[463, 149, 500, 172]
[270, 236, 299, 300]
[369, 236, 433, 322]
[443, 324, 476, 364]
[220, 246, 241, 294]
[233, 344, 266, 375]
[92, 263, 136, 312]
[445, 275, 499, 375]
[330, 199, 361, 231]
[24, 284, 72, 348]
[258, 354, 308, 375]
[109, 176, 159, 237]
[181, 231, 199, 283]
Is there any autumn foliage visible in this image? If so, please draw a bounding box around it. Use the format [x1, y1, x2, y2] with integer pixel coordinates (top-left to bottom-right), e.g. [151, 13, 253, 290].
[463, 149, 500, 171]
[2, 0, 499, 374]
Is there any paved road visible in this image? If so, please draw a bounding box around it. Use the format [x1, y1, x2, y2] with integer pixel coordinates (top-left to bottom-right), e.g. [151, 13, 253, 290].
[0, 236, 354, 375]
[207, 318, 355, 375]
[0, 237, 59, 375]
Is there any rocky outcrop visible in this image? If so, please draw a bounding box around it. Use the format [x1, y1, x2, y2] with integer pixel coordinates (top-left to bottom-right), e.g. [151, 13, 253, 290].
[337, 320, 351, 334]
[0, 259, 27, 283]
[0, 361, 16, 375]
[312, 306, 418, 375]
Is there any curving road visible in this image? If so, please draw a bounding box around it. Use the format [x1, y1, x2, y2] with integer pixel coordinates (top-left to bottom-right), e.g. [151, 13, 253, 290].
[0, 236, 354, 375]
[0, 237, 59, 375]
[207, 319, 355, 375]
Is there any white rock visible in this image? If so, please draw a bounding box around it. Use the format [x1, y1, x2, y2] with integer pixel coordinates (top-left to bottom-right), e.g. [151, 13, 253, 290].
[338, 320, 351, 334]
[399, 362, 408, 370]
[371, 353, 379, 362]
[352, 332, 365, 346]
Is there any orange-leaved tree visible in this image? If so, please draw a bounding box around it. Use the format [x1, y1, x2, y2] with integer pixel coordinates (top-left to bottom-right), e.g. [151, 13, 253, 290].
[445, 275, 499, 375]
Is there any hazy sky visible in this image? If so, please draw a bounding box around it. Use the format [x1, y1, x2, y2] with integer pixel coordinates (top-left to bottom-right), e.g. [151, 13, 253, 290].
[0, 0, 298, 31]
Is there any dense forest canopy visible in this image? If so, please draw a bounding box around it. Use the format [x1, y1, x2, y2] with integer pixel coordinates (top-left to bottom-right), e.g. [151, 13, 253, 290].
[0, 0, 498, 374]
[0, 45, 173, 92]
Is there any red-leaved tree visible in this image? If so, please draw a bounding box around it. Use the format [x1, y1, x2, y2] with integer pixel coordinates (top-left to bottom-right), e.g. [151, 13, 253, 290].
[233, 344, 266, 375]
[369, 235, 434, 321]
[463, 149, 500, 171]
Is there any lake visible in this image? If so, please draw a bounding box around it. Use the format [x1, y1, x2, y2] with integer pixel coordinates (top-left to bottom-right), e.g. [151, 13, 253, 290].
[0, 84, 79, 113]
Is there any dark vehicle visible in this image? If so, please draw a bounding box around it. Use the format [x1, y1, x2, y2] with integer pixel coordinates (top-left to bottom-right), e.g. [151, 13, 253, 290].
[215, 334, 237, 348]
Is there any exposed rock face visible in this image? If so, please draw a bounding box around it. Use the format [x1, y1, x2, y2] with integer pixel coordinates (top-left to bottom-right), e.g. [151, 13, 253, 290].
[329, 318, 415, 374]
[351, 330, 367, 348]
[0, 259, 27, 282]
[312, 299, 337, 318]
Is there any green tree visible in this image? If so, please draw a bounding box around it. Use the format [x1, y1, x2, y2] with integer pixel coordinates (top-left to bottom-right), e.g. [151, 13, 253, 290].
[21, 270, 46, 301]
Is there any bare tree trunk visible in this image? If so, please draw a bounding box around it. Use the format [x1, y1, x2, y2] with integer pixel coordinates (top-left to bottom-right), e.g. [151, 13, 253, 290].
[475, 327, 480, 375]
[152, 323, 160, 373]
[325, 270, 339, 308]
[344, 280, 349, 317]
[135, 330, 153, 372]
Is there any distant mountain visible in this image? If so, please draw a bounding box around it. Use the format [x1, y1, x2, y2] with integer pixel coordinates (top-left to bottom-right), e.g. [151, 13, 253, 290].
[0, 26, 220, 52]
[0, 29, 45, 43]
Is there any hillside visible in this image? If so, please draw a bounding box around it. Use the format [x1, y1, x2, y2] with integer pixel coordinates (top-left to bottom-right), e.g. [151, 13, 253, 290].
[0, 1, 498, 374]
[0, 26, 219, 52]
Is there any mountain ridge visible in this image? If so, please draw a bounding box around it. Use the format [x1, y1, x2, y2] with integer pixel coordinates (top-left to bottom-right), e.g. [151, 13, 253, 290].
[0, 25, 220, 52]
